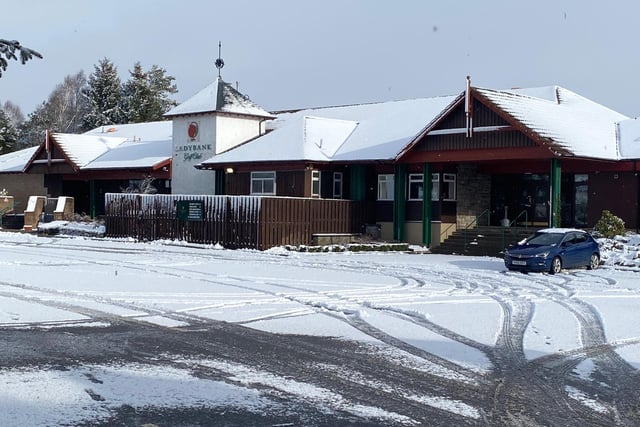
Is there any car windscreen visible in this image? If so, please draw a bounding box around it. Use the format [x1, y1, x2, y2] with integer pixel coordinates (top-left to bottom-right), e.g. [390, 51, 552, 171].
[525, 232, 564, 246]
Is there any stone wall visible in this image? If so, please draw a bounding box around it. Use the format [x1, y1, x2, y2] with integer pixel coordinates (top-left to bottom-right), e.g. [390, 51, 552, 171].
[456, 164, 491, 227]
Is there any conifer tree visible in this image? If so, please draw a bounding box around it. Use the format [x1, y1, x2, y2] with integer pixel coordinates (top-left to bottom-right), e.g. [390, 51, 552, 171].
[82, 58, 124, 130]
[0, 109, 18, 153]
[0, 39, 42, 77]
[121, 62, 177, 123]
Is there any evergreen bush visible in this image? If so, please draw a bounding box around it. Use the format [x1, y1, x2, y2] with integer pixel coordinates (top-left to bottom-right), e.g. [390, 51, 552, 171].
[593, 210, 625, 238]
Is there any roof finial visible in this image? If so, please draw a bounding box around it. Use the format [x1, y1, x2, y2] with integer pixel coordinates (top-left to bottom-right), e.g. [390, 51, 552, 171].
[215, 41, 224, 78]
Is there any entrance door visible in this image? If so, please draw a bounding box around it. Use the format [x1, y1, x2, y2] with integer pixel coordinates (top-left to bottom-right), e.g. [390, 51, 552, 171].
[491, 174, 549, 226]
[574, 174, 588, 227]
[521, 174, 549, 225]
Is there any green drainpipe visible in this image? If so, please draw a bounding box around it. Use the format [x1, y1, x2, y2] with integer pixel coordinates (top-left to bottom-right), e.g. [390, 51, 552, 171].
[350, 164, 366, 201]
[550, 158, 561, 228]
[393, 164, 407, 241]
[89, 180, 96, 219]
[422, 163, 432, 246]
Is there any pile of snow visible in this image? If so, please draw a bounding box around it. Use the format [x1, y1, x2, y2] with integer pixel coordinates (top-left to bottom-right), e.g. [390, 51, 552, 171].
[36, 220, 106, 237]
[597, 233, 640, 270]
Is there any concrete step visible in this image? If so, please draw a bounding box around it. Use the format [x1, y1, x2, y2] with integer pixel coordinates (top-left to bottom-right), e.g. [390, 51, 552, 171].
[431, 226, 540, 257]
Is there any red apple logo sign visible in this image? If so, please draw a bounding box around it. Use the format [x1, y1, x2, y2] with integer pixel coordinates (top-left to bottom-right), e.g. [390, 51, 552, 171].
[187, 122, 198, 141]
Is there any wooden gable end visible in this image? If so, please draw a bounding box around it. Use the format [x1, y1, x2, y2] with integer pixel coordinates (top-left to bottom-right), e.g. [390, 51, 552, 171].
[400, 93, 555, 164]
[24, 138, 78, 174]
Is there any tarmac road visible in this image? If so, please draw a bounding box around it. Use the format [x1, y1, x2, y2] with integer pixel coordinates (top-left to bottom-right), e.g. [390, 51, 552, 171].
[0, 237, 639, 426]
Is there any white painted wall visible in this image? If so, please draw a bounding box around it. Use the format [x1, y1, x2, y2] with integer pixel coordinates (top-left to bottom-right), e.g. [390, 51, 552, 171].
[216, 115, 265, 154]
[171, 115, 216, 195]
[171, 113, 271, 195]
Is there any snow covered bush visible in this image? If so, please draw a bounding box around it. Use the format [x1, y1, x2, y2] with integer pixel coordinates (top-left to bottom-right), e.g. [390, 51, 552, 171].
[593, 210, 625, 238]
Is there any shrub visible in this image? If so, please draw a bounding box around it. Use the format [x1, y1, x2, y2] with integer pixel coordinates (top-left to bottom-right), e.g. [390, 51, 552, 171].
[593, 210, 625, 238]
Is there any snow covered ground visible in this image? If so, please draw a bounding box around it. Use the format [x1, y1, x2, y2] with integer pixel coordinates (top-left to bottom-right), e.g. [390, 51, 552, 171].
[0, 228, 639, 425]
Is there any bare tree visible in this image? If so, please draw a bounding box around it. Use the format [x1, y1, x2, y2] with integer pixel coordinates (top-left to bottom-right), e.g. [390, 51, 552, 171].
[16, 71, 89, 148]
[0, 39, 42, 77]
[47, 71, 90, 132]
[1, 100, 24, 126]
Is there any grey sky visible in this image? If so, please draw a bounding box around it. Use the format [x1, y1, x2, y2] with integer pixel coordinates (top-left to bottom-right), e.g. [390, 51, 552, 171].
[2, 0, 639, 118]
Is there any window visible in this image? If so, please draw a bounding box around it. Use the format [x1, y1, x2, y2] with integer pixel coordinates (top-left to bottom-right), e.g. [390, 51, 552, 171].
[333, 172, 343, 198]
[431, 173, 440, 201]
[377, 174, 394, 201]
[408, 174, 423, 201]
[251, 171, 276, 195]
[442, 173, 456, 201]
[311, 170, 320, 197]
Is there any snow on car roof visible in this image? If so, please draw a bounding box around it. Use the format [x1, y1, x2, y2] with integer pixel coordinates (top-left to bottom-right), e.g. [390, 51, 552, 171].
[537, 228, 588, 233]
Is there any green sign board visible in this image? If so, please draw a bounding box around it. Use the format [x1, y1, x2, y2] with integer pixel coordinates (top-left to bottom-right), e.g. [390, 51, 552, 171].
[177, 200, 204, 221]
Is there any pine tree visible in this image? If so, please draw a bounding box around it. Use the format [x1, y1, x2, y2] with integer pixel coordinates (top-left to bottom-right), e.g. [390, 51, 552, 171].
[0, 39, 42, 78]
[82, 58, 124, 130]
[146, 64, 178, 119]
[0, 109, 18, 153]
[121, 62, 152, 123]
[121, 62, 177, 123]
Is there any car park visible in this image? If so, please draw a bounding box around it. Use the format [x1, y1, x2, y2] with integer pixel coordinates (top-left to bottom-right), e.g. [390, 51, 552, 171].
[504, 228, 600, 274]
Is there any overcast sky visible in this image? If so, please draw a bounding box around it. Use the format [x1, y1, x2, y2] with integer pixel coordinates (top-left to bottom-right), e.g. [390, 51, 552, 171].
[2, 0, 639, 118]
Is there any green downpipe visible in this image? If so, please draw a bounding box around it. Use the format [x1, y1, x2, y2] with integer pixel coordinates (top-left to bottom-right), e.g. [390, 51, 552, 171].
[393, 164, 407, 241]
[350, 164, 366, 201]
[89, 180, 96, 219]
[422, 163, 432, 246]
[550, 158, 561, 228]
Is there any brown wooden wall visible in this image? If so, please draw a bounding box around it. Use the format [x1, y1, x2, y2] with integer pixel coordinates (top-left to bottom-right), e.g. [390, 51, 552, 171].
[104, 194, 368, 250]
[588, 171, 639, 230]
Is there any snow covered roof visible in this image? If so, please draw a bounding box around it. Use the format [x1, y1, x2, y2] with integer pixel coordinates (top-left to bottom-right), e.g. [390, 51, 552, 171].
[84, 121, 172, 142]
[83, 139, 172, 170]
[82, 121, 173, 170]
[615, 118, 640, 159]
[52, 133, 128, 168]
[165, 77, 275, 119]
[475, 86, 629, 160]
[199, 96, 458, 166]
[200, 85, 634, 167]
[50, 121, 172, 170]
[0, 146, 38, 173]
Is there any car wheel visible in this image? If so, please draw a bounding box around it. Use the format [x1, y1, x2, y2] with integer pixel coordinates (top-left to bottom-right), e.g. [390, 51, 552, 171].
[549, 257, 562, 275]
[587, 253, 600, 270]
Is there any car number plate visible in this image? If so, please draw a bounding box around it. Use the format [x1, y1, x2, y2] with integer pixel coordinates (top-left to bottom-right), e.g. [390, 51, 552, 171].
[512, 260, 527, 266]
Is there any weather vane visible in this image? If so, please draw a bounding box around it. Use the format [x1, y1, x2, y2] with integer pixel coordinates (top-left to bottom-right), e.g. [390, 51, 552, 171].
[215, 41, 224, 78]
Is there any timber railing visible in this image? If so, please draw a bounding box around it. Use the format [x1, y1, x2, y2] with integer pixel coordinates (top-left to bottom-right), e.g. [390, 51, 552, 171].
[104, 194, 369, 250]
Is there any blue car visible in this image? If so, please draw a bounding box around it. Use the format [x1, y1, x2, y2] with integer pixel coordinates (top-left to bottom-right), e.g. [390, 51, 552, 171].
[504, 228, 600, 274]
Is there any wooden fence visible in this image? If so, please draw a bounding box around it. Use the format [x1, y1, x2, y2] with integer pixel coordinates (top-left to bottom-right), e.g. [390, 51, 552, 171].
[104, 194, 369, 250]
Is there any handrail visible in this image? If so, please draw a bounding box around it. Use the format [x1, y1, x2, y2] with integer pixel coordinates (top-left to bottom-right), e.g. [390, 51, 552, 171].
[509, 209, 529, 230]
[501, 209, 529, 252]
[463, 209, 491, 250]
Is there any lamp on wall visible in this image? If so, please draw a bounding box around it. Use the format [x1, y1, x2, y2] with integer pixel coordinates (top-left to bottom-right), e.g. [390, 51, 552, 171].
[225, 167, 234, 174]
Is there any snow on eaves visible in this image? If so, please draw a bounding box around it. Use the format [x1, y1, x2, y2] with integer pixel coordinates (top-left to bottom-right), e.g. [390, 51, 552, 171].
[0, 146, 38, 173]
[477, 86, 629, 160]
[165, 77, 274, 119]
[199, 96, 457, 166]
